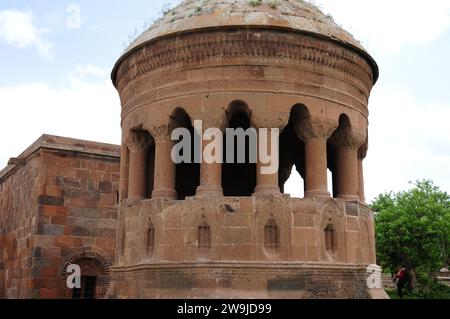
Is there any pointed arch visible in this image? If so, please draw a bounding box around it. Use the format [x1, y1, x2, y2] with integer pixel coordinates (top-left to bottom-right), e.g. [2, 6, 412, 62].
[279, 105, 307, 197]
[222, 100, 257, 196]
[319, 199, 346, 262]
[169, 107, 200, 200]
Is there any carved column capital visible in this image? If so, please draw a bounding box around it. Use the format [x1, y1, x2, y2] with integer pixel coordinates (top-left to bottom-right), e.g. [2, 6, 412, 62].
[358, 141, 368, 159]
[146, 124, 173, 142]
[296, 118, 338, 142]
[125, 130, 151, 152]
[330, 127, 367, 149]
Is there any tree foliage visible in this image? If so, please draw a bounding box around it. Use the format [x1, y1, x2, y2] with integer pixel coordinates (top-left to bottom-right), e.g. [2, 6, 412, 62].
[371, 180, 450, 276]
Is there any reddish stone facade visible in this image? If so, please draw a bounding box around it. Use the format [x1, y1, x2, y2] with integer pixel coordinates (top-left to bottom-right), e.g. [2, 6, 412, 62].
[107, 0, 387, 299]
[1, 0, 389, 299]
[0, 135, 120, 299]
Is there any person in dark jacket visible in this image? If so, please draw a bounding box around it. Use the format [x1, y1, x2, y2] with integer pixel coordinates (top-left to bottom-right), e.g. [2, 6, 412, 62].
[393, 265, 407, 298]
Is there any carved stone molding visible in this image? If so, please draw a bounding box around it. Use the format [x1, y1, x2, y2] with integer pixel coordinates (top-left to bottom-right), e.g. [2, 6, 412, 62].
[114, 29, 374, 94]
[121, 79, 369, 119]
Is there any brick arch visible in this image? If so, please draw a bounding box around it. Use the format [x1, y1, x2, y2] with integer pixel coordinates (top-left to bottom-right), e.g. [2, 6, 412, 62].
[59, 251, 111, 299]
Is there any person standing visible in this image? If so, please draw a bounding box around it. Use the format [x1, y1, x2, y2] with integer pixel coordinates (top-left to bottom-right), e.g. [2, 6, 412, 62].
[393, 265, 407, 298]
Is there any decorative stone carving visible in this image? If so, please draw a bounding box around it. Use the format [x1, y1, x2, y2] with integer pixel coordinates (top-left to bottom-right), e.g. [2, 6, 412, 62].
[114, 30, 374, 94]
[358, 140, 369, 160]
[319, 199, 346, 262]
[330, 126, 367, 150]
[295, 118, 338, 141]
[106, 0, 384, 300]
[126, 129, 151, 151]
[146, 124, 173, 142]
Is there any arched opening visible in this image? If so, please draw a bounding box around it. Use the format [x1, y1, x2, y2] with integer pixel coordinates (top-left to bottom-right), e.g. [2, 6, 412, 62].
[326, 142, 336, 197]
[327, 169, 334, 196]
[72, 258, 102, 299]
[327, 114, 352, 198]
[264, 215, 280, 254]
[324, 223, 336, 253]
[147, 220, 155, 259]
[60, 252, 110, 299]
[198, 217, 211, 250]
[279, 105, 306, 197]
[170, 108, 200, 200]
[222, 101, 256, 196]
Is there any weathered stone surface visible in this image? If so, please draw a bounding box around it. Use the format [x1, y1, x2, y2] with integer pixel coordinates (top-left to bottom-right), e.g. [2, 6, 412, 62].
[0, 0, 386, 300]
[0, 135, 120, 299]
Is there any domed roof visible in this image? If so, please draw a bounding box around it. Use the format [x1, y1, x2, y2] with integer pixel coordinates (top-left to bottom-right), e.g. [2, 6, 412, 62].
[115, 0, 378, 83]
[125, 0, 365, 53]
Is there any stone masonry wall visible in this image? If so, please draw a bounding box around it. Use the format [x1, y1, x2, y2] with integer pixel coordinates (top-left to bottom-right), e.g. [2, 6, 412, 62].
[0, 135, 120, 299]
[31, 148, 119, 298]
[0, 155, 42, 298]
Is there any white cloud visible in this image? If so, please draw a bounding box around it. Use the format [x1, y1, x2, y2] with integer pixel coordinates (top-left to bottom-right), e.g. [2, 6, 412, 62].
[0, 9, 54, 59]
[69, 64, 109, 86]
[0, 65, 121, 169]
[315, 0, 450, 56]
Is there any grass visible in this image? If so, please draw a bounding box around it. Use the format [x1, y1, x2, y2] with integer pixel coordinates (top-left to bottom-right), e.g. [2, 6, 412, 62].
[386, 284, 450, 299]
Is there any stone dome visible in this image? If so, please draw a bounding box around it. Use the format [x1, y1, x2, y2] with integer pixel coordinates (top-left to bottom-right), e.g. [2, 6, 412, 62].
[116, 0, 377, 82]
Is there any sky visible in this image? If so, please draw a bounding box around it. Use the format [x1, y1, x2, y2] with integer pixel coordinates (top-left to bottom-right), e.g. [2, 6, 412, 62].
[0, 0, 449, 202]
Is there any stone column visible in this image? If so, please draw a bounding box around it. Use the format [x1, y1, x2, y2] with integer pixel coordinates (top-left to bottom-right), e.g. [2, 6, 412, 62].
[304, 136, 330, 198]
[335, 147, 359, 200]
[254, 128, 280, 195]
[297, 120, 337, 198]
[127, 131, 150, 201]
[149, 125, 177, 200]
[331, 129, 365, 201]
[196, 118, 224, 197]
[119, 142, 130, 202]
[358, 143, 368, 203]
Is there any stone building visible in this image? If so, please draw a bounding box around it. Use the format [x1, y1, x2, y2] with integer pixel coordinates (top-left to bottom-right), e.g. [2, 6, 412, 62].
[0, 135, 120, 298]
[107, 0, 386, 298]
[1, 0, 388, 299]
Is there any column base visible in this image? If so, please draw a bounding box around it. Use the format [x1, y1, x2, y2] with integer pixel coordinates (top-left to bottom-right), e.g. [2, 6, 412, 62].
[337, 194, 360, 201]
[196, 185, 223, 197]
[253, 185, 281, 195]
[305, 190, 331, 198]
[152, 189, 177, 200]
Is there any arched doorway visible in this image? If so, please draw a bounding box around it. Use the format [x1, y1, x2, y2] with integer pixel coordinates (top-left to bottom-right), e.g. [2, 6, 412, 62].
[60, 252, 110, 299]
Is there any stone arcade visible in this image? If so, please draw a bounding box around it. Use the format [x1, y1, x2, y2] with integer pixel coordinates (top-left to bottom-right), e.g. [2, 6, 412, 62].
[0, 0, 388, 299]
[107, 0, 385, 299]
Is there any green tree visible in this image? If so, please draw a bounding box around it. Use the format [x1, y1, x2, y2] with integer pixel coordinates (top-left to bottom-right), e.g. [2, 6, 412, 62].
[371, 180, 450, 279]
